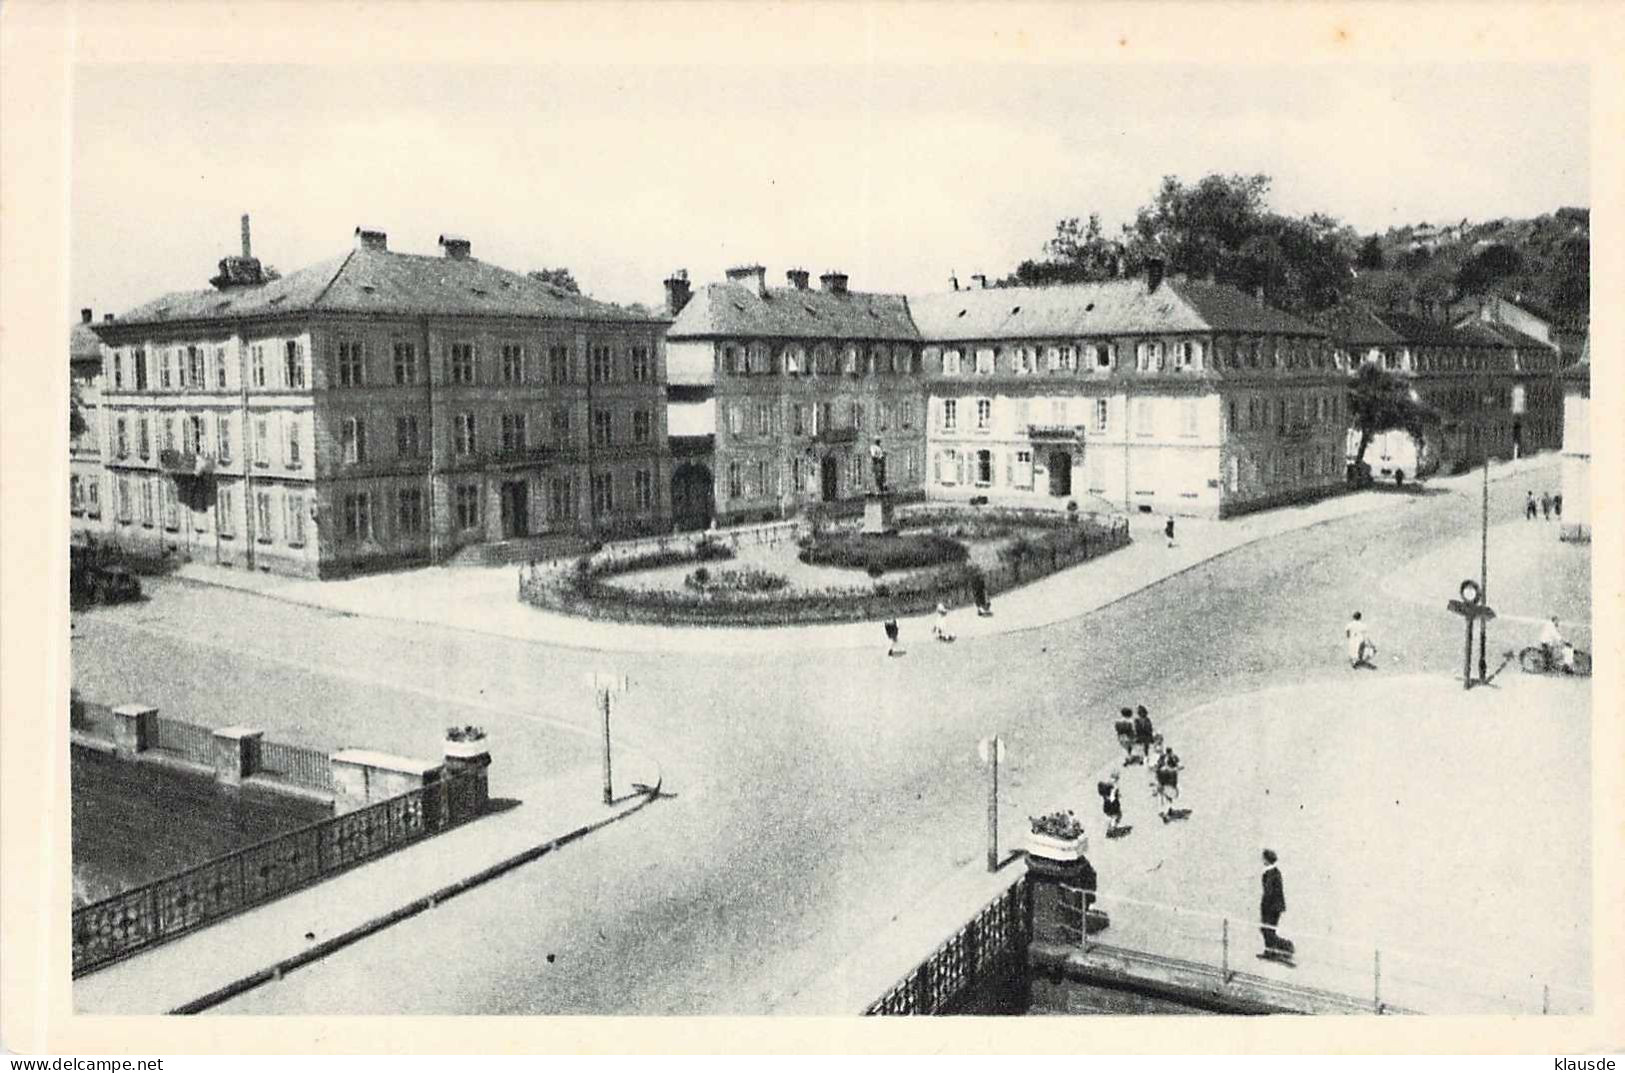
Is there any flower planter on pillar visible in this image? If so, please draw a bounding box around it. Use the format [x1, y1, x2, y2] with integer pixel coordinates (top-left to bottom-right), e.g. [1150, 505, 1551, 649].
[442, 739, 491, 820]
[1025, 824, 1105, 944]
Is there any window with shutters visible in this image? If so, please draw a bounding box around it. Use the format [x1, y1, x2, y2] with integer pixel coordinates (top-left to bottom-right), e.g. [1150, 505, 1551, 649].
[635, 469, 654, 511]
[591, 345, 614, 383]
[255, 491, 274, 543]
[396, 489, 425, 535]
[287, 493, 307, 546]
[337, 341, 365, 387]
[344, 492, 372, 542]
[342, 416, 366, 464]
[592, 473, 614, 516]
[455, 484, 480, 530]
[501, 413, 527, 453]
[455, 413, 478, 455]
[551, 407, 571, 445]
[852, 401, 864, 431]
[215, 347, 228, 388]
[975, 449, 993, 486]
[976, 398, 991, 431]
[218, 416, 234, 461]
[139, 479, 155, 527]
[216, 486, 233, 535]
[901, 399, 914, 429]
[629, 345, 651, 382]
[1095, 398, 1109, 433]
[163, 481, 180, 531]
[1014, 449, 1033, 490]
[942, 399, 957, 431]
[137, 416, 151, 460]
[115, 417, 129, 459]
[449, 342, 476, 385]
[394, 342, 418, 385]
[974, 348, 995, 375]
[548, 476, 576, 520]
[501, 344, 524, 384]
[396, 415, 420, 457]
[285, 418, 301, 468]
[937, 448, 959, 485]
[160, 351, 173, 389]
[187, 413, 206, 455]
[593, 409, 613, 447]
[285, 341, 306, 388]
[548, 344, 570, 384]
[942, 349, 963, 375]
[879, 402, 891, 430]
[634, 409, 652, 444]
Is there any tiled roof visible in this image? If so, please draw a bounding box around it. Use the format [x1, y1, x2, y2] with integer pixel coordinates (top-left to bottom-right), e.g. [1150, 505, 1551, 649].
[1328, 305, 1407, 348]
[908, 278, 1321, 343]
[1373, 312, 1479, 348]
[110, 247, 657, 328]
[70, 320, 103, 362]
[1469, 321, 1556, 352]
[667, 282, 919, 342]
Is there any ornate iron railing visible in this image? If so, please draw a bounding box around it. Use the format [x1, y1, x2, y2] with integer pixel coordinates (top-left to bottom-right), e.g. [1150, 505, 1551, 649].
[256, 739, 335, 793]
[865, 877, 1029, 1015]
[71, 770, 486, 976]
[153, 717, 215, 766]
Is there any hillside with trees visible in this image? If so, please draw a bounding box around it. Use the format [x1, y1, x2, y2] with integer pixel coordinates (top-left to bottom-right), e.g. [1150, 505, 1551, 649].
[1004, 174, 1589, 329]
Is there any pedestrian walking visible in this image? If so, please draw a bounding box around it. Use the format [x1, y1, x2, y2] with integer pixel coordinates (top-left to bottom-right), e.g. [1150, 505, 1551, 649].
[970, 569, 993, 617]
[883, 617, 901, 657]
[1113, 708, 1136, 765]
[1258, 849, 1294, 962]
[1132, 705, 1156, 764]
[1164, 515, 1176, 548]
[1554, 493, 1564, 520]
[1345, 611, 1374, 669]
[1152, 737, 1182, 823]
[931, 602, 956, 643]
[1526, 491, 1538, 520]
[1097, 771, 1124, 837]
[1541, 492, 1553, 520]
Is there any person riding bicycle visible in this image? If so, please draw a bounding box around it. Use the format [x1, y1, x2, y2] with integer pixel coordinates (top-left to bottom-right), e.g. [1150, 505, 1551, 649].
[1345, 611, 1375, 669]
[1540, 616, 1575, 674]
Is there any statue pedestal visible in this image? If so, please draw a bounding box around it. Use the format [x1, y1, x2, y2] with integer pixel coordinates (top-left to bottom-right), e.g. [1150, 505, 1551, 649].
[862, 492, 895, 535]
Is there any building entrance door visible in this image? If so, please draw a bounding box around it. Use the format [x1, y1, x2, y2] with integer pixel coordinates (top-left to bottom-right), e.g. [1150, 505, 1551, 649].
[821, 457, 839, 502]
[1047, 450, 1073, 497]
[500, 480, 529, 538]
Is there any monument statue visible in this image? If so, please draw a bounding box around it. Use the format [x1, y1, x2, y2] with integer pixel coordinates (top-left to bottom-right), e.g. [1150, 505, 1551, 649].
[869, 438, 887, 493]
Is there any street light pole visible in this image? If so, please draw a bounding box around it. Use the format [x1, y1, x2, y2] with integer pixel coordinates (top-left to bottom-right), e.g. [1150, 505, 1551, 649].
[1478, 394, 1491, 683]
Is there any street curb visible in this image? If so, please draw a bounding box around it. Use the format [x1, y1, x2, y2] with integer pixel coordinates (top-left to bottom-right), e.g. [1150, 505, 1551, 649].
[166, 763, 664, 1015]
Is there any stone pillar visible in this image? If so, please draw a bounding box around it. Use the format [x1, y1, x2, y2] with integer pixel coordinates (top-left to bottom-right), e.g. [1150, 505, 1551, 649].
[1026, 852, 1103, 945]
[443, 740, 492, 820]
[329, 749, 444, 815]
[861, 492, 894, 535]
[111, 703, 157, 757]
[212, 726, 263, 787]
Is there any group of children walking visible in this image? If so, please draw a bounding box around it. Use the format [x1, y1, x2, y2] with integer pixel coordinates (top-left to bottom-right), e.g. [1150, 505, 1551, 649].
[1099, 705, 1186, 833]
[1524, 490, 1564, 522]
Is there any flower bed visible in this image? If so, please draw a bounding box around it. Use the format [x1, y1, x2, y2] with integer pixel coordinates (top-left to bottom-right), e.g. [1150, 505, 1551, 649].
[684, 566, 790, 595]
[519, 512, 1131, 627]
[797, 532, 969, 573]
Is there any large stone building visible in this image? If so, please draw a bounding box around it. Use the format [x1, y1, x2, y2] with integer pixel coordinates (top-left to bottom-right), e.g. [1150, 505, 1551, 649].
[1331, 305, 1563, 480]
[663, 266, 927, 528]
[91, 222, 671, 577]
[70, 308, 108, 540]
[910, 265, 1348, 518]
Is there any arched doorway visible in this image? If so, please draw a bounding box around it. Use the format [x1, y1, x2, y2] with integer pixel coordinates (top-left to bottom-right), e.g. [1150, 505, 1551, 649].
[821, 456, 839, 502]
[670, 464, 714, 531]
[1047, 450, 1072, 497]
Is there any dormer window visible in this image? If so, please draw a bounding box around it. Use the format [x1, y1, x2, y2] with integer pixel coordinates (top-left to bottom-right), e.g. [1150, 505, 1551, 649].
[974, 348, 995, 375]
[942, 349, 962, 375]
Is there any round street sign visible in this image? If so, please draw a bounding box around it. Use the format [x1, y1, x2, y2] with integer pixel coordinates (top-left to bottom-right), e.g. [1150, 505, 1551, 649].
[1459, 579, 1482, 605]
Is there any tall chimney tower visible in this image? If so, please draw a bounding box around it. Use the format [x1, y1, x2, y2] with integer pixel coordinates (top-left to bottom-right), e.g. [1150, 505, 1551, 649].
[241, 214, 252, 258]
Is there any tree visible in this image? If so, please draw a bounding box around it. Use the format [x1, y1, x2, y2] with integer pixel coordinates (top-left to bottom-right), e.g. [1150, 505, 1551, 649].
[1347, 363, 1438, 468]
[1546, 234, 1589, 319]
[1455, 243, 1524, 296]
[528, 267, 581, 294]
[1357, 235, 1386, 271]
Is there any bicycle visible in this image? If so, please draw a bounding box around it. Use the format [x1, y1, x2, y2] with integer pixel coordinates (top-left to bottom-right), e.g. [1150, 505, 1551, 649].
[1517, 644, 1592, 676]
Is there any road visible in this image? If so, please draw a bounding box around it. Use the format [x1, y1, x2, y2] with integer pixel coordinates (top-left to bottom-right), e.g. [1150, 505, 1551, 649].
[71, 462, 1590, 1013]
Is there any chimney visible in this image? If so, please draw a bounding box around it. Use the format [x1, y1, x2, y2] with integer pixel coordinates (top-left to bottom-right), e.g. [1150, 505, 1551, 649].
[950, 273, 960, 292]
[725, 264, 768, 297]
[971, 274, 988, 290]
[663, 270, 692, 317]
[1146, 257, 1166, 292]
[354, 227, 388, 252]
[81, 308, 93, 325]
[438, 233, 472, 260]
[241, 214, 252, 258]
[786, 268, 810, 291]
[819, 270, 849, 295]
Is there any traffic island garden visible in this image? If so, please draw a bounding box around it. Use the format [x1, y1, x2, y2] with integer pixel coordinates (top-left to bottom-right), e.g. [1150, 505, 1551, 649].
[519, 507, 1131, 626]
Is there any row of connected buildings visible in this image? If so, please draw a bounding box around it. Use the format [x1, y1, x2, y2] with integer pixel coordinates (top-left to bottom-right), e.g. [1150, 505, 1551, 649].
[70, 220, 1579, 577]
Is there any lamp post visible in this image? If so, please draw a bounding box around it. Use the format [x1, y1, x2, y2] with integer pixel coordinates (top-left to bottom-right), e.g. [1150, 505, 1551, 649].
[1479, 439, 1489, 683]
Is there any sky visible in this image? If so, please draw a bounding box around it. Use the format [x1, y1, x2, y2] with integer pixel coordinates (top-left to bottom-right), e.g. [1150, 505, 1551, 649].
[70, 62, 1588, 316]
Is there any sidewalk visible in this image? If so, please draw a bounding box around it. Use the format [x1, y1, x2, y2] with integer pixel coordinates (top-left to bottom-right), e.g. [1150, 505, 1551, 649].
[789, 668, 1591, 1015]
[73, 751, 663, 1015]
[161, 454, 1565, 656]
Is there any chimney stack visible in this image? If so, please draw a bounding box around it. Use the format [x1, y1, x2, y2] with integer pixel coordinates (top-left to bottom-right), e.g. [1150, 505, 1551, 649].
[725, 264, 768, 297]
[354, 227, 388, 252]
[971, 274, 988, 290]
[786, 268, 810, 291]
[1146, 257, 1166, 293]
[819, 270, 849, 295]
[663, 270, 692, 317]
[438, 233, 472, 260]
[241, 214, 252, 258]
[81, 308, 93, 325]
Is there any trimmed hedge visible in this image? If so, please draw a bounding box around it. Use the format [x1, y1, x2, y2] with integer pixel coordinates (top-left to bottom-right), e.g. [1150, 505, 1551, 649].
[797, 532, 969, 573]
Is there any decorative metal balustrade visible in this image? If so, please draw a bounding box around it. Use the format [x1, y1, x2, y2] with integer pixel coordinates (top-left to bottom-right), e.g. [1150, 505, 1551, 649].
[71, 770, 486, 976]
[865, 877, 1029, 1015]
[256, 739, 335, 793]
[152, 717, 216, 766]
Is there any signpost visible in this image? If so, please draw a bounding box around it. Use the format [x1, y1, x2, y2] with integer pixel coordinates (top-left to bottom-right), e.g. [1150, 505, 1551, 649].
[1446, 579, 1496, 690]
[587, 672, 631, 804]
[978, 736, 1006, 873]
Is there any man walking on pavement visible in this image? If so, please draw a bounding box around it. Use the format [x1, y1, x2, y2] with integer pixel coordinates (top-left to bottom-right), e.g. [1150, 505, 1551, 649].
[1132, 705, 1156, 765]
[1541, 492, 1553, 520]
[1526, 491, 1538, 520]
[1259, 849, 1293, 961]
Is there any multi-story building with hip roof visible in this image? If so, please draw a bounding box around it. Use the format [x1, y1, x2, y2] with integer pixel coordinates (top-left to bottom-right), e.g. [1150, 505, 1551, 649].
[92, 219, 670, 577]
[662, 265, 928, 528]
[910, 262, 1348, 518]
[70, 308, 109, 540]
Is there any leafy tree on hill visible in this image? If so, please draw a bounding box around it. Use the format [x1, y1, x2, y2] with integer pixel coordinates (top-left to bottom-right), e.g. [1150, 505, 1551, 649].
[528, 267, 581, 294]
[1455, 244, 1524, 296]
[1357, 234, 1385, 271]
[1348, 363, 1438, 469]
